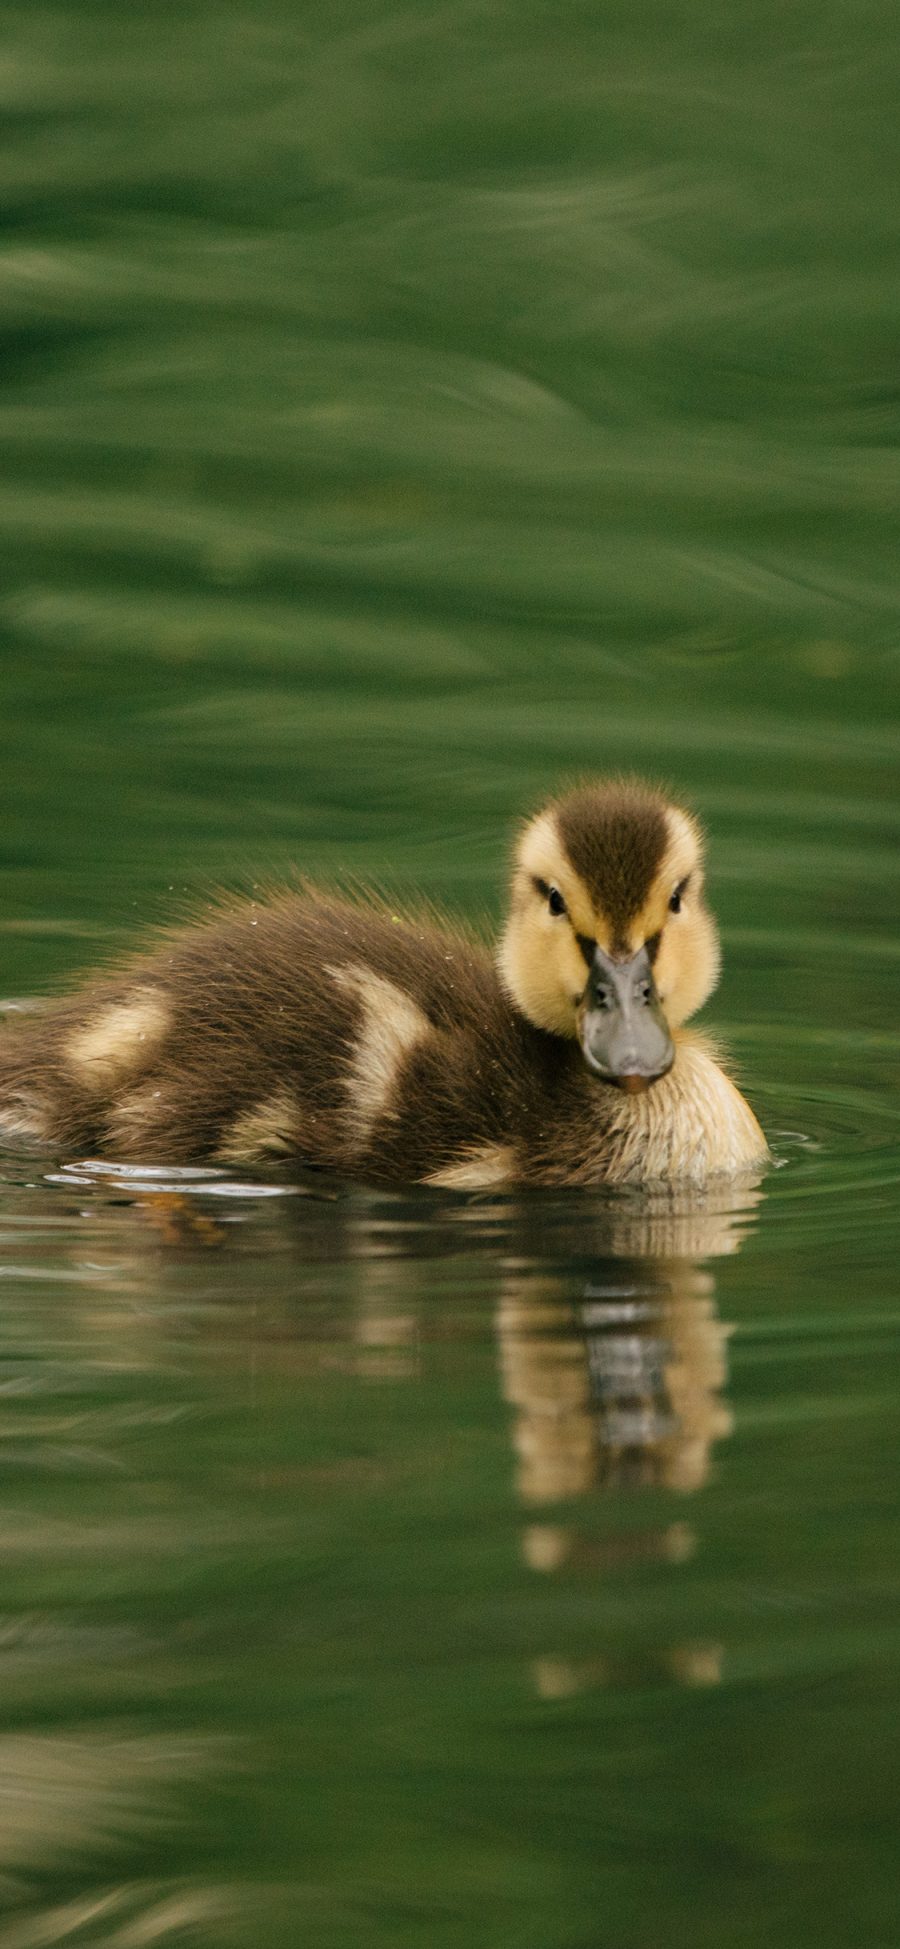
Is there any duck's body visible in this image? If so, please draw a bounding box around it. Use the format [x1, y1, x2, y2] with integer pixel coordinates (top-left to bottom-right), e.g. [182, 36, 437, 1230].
[0, 782, 768, 1187]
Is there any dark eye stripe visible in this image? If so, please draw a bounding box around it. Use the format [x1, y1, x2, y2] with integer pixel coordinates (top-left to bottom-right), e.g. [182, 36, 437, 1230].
[576, 933, 595, 966]
[646, 930, 662, 964]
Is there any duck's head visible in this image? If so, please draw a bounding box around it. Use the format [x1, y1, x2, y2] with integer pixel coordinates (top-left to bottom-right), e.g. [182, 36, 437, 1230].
[498, 780, 720, 1093]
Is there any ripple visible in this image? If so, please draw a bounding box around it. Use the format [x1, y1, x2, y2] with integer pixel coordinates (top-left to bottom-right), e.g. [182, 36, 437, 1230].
[45, 1158, 313, 1199]
[756, 1081, 900, 1163]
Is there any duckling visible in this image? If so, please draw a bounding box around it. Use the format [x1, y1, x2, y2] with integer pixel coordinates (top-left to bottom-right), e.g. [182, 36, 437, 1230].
[0, 780, 767, 1187]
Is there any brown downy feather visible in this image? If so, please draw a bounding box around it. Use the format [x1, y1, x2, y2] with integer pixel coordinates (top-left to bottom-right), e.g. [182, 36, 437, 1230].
[0, 895, 565, 1178]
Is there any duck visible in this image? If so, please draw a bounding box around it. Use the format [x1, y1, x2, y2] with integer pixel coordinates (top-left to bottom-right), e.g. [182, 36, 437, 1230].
[0, 779, 768, 1188]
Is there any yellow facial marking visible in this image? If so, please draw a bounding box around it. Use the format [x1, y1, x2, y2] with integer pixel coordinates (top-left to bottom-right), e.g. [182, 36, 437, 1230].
[426, 1143, 516, 1190]
[643, 808, 720, 1027]
[216, 1089, 303, 1166]
[498, 811, 599, 1035]
[66, 989, 170, 1092]
[327, 964, 430, 1148]
[514, 814, 599, 937]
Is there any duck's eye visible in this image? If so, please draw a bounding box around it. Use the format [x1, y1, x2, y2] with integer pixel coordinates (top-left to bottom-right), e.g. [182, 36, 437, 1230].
[533, 876, 568, 917]
[669, 876, 689, 915]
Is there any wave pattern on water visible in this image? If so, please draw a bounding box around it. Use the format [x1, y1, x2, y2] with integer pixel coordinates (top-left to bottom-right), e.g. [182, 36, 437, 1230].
[0, 2, 898, 1945]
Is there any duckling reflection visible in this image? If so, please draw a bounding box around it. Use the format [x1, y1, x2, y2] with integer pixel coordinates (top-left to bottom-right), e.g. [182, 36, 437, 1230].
[496, 1179, 761, 1692]
[501, 1262, 730, 1506]
[499, 1181, 755, 1503]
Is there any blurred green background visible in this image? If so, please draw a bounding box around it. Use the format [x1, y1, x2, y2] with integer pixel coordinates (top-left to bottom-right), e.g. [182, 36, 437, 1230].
[1, 0, 897, 969]
[0, 4, 898, 1946]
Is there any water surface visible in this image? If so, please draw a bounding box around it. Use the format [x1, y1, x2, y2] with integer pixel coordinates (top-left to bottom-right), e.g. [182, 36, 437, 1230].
[1, 2, 898, 1944]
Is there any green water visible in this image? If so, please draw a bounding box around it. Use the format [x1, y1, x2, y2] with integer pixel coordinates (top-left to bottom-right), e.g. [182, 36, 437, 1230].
[1, 2, 899, 1944]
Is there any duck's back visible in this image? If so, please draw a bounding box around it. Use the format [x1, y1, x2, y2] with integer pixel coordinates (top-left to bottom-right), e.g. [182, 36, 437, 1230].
[0, 893, 554, 1179]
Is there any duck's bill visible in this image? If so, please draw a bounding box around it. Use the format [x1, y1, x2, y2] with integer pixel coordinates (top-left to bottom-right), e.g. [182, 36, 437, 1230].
[578, 945, 674, 1093]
